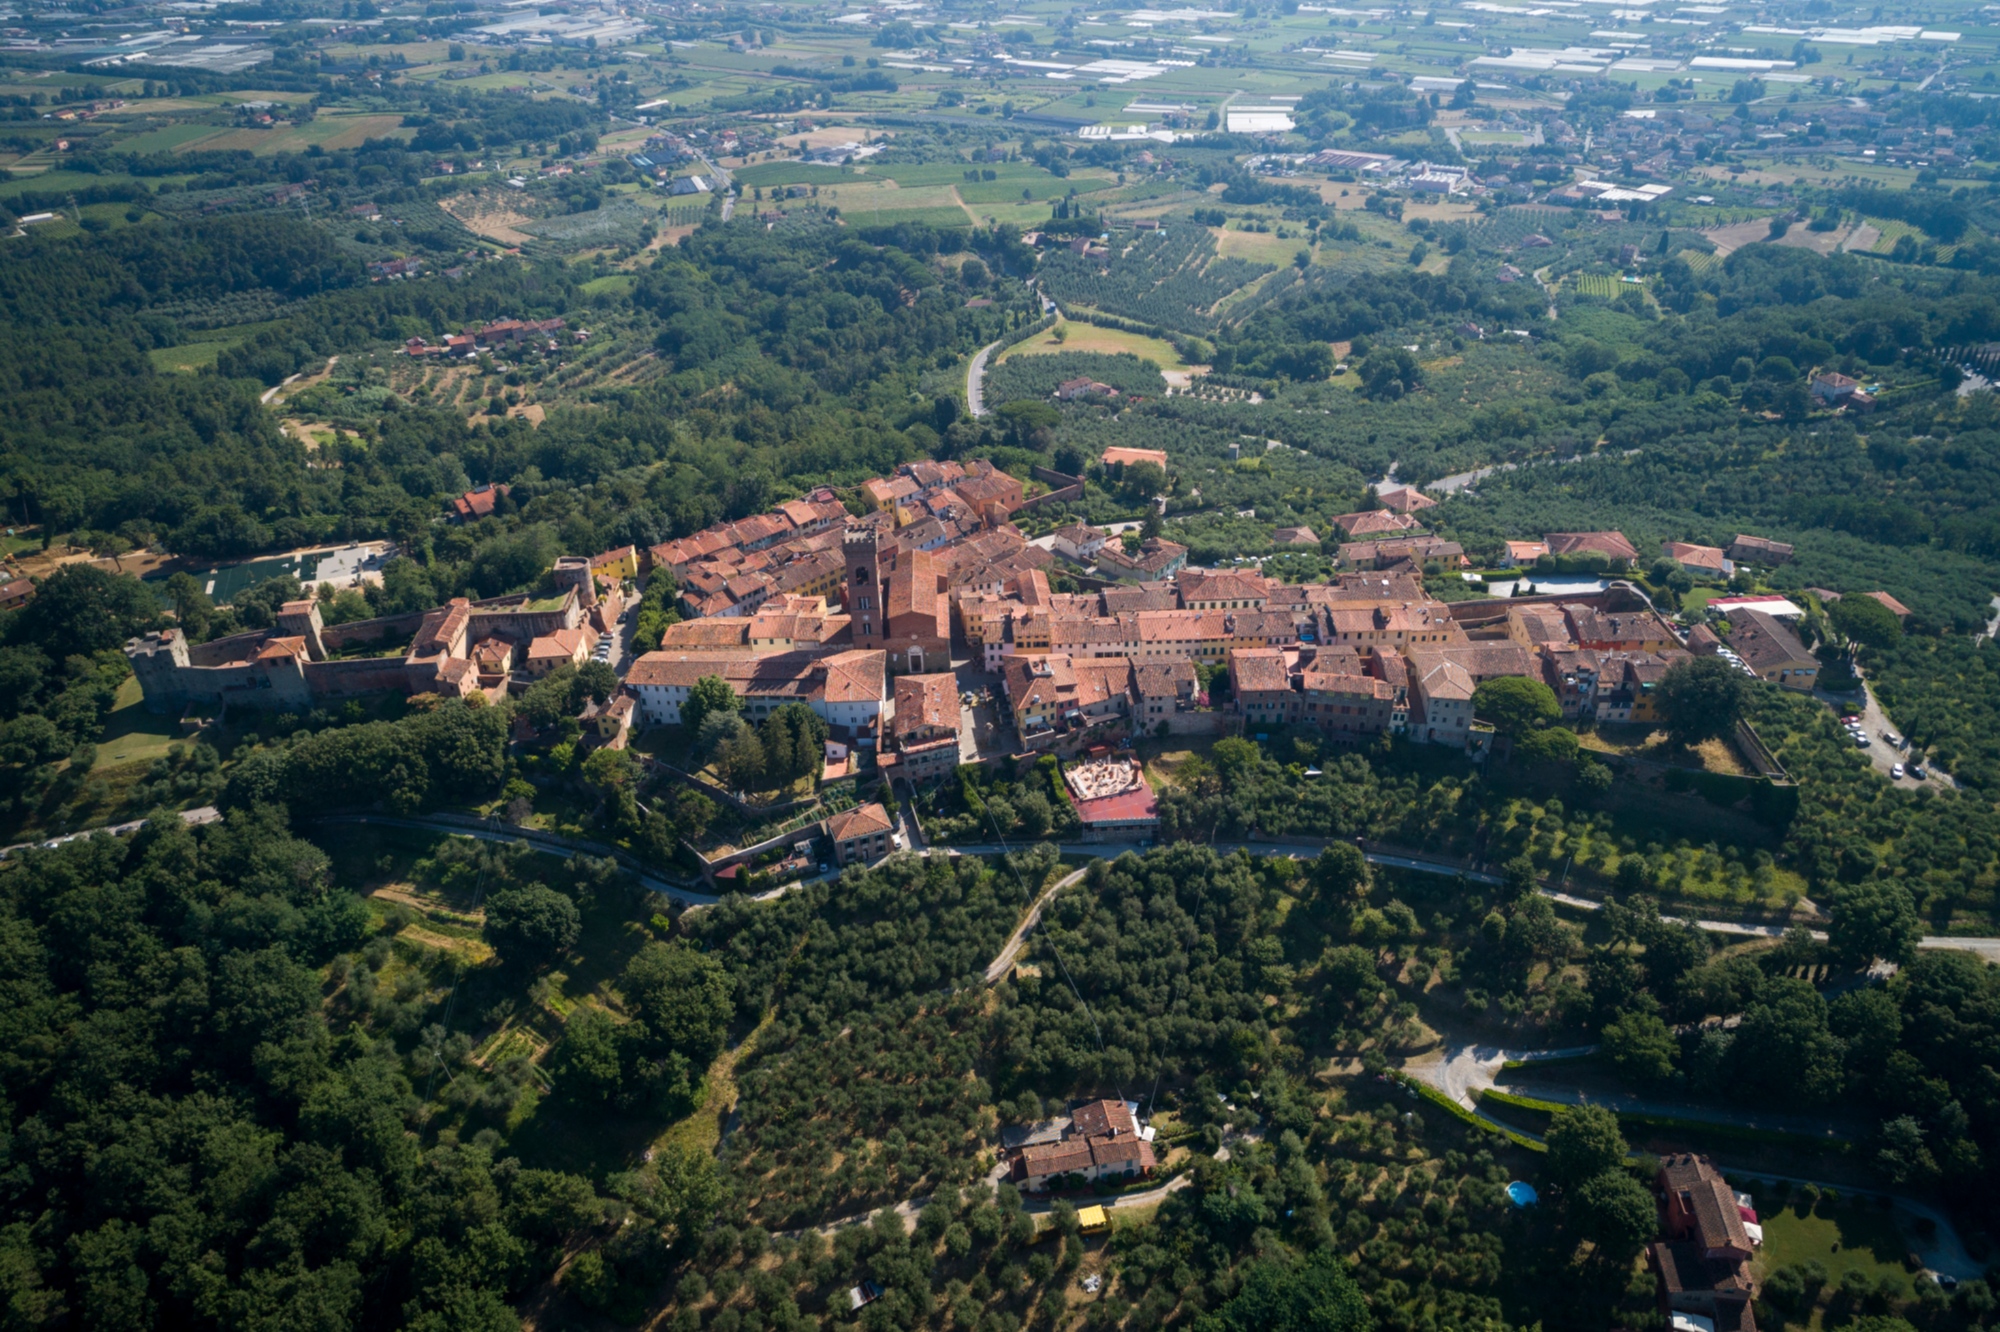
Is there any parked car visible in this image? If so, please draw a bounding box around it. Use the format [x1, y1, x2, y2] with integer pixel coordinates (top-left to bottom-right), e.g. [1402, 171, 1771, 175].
[1892, 763, 1905, 779]
[1911, 765, 1929, 780]
[1855, 733, 1871, 747]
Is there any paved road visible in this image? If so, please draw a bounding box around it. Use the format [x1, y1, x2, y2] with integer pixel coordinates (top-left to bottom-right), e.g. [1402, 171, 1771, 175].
[966, 338, 1003, 417]
[943, 838, 2000, 960]
[1818, 680, 1936, 790]
[0, 805, 220, 859]
[985, 865, 1090, 981]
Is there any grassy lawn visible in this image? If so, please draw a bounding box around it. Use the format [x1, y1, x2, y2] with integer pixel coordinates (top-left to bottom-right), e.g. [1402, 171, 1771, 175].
[1133, 735, 1219, 790]
[97, 677, 184, 768]
[999, 318, 1187, 370]
[1214, 225, 1311, 265]
[1749, 1187, 1921, 1319]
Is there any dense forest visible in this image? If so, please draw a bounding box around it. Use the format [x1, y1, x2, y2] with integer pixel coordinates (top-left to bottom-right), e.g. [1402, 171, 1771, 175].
[0, 212, 1029, 563]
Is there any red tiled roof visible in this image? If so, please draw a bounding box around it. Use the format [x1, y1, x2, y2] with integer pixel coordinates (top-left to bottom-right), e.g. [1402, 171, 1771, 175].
[827, 802, 894, 842]
[1075, 785, 1158, 826]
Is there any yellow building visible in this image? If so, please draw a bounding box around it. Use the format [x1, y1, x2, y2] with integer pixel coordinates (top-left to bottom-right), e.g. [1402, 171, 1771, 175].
[590, 545, 640, 582]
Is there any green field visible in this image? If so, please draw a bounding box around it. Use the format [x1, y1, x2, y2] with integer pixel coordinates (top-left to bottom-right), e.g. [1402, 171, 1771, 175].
[0, 170, 138, 200]
[113, 123, 229, 154]
[1748, 1186, 1918, 1301]
[97, 677, 185, 769]
[835, 205, 970, 229]
[151, 343, 227, 373]
[999, 318, 1186, 373]
[732, 161, 853, 188]
[960, 177, 1087, 204]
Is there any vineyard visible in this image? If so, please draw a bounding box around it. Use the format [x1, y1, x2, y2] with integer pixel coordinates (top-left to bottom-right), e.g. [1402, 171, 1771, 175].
[1035, 226, 1275, 333]
[1569, 273, 1635, 298]
[1866, 217, 1926, 254]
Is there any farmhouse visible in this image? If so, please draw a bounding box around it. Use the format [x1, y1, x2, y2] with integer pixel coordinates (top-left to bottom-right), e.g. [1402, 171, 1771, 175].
[1010, 1099, 1157, 1192]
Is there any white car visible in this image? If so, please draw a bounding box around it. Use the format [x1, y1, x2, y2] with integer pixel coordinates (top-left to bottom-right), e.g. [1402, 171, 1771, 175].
[1892, 763, 1905, 779]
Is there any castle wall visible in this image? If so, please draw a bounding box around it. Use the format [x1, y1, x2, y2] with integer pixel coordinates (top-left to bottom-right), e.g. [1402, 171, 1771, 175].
[468, 603, 579, 645]
[302, 658, 421, 698]
[321, 610, 428, 650]
[189, 631, 270, 667]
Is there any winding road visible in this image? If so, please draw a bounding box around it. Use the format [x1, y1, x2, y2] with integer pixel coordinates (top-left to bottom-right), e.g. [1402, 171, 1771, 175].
[942, 839, 2000, 957]
[986, 863, 1090, 981]
[966, 338, 1003, 418]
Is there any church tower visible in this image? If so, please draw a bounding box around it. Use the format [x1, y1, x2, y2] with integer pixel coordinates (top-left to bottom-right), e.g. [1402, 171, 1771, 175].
[844, 527, 882, 643]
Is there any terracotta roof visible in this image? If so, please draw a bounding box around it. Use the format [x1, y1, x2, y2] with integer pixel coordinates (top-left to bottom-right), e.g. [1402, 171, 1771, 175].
[1271, 526, 1320, 547]
[1863, 590, 1912, 619]
[1095, 538, 1186, 578]
[1563, 605, 1677, 647]
[1100, 583, 1178, 614]
[1020, 1141, 1094, 1175]
[1230, 647, 1295, 694]
[528, 626, 595, 661]
[1335, 509, 1425, 538]
[1176, 570, 1271, 604]
[1134, 661, 1198, 695]
[1407, 651, 1475, 701]
[826, 802, 894, 843]
[1071, 1100, 1137, 1138]
[893, 673, 961, 740]
[1074, 786, 1159, 826]
[1722, 609, 1814, 673]
[1651, 1243, 1753, 1299]
[1664, 540, 1729, 572]
[452, 484, 510, 520]
[662, 619, 755, 648]
[1729, 534, 1793, 559]
[1545, 530, 1638, 563]
[411, 599, 472, 657]
[1086, 1132, 1146, 1167]
[1302, 669, 1393, 700]
[817, 650, 887, 704]
[1053, 523, 1104, 547]
[1509, 606, 1574, 646]
[892, 544, 944, 624]
[1375, 484, 1437, 513]
[1661, 1154, 1754, 1256]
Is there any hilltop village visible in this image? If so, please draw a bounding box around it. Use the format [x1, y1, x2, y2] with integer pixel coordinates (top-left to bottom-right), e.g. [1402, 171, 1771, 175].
[124, 453, 1827, 829]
